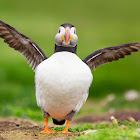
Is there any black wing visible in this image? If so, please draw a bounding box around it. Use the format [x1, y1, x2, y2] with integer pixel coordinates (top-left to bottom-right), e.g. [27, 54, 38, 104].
[83, 43, 140, 70]
[0, 20, 47, 71]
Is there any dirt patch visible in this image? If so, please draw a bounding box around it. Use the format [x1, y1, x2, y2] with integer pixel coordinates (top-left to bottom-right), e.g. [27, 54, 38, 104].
[0, 117, 79, 140]
[74, 110, 140, 123]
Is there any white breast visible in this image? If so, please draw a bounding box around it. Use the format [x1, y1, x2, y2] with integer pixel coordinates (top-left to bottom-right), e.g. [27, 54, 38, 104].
[35, 52, 93, 119]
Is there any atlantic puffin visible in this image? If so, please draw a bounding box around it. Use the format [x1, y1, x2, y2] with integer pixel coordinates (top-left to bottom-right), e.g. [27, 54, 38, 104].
[0, 20, 140, 134]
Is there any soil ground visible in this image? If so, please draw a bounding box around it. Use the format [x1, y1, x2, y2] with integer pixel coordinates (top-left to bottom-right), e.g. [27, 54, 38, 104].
[0, 110, 140, 140]
[74, 110, 140, 123]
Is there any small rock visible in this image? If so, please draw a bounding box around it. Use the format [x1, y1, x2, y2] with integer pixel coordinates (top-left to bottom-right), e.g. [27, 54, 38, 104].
[120, 125, 127, 129]
[111, 116, 118, 125]
[81, 130, 98, 135]
[127, 117, 136, 122]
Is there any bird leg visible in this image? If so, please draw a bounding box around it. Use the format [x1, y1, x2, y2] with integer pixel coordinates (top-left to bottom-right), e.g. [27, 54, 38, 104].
[41, 118, 56, 134]
[57, 120, 72, 134]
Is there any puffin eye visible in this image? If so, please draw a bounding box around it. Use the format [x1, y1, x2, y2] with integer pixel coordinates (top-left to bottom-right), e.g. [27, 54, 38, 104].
[74, 29, 76, 34]
[58, 28, 60, 33]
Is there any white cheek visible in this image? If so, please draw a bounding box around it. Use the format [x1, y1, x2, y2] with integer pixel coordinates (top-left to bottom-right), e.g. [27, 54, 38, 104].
[55, 34, 62, 45]
[70, 28, 78, 46]
[71, 34, 78, 46]
[55, 27, 65, 46]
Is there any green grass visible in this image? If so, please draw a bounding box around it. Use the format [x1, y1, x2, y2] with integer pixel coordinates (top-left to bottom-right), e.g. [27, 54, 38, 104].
[75, 128, 140, 140]
[50, 122, 140, 140]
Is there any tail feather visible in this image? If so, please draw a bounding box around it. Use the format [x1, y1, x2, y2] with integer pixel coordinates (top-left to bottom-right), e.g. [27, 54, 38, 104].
[52, 118, 65, 125]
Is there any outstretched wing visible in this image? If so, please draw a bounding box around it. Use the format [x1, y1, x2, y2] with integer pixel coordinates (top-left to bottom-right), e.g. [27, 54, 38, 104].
[0, 20, 47, 71]
[83, 43, 140, 70]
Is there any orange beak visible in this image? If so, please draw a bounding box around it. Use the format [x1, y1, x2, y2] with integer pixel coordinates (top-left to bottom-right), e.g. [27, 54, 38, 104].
[65, 28, 70, 44]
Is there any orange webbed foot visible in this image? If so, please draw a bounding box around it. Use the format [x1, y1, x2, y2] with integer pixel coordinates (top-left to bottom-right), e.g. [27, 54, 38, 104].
[57, 130, 72, 134]
[41, 128, 56, 134]
[41, 118, 56, 134]
[57, 120, 72, 134]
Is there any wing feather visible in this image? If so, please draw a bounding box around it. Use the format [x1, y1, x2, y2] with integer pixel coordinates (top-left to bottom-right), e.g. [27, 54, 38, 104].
[0, 20, 47, 71]
[83, 43, 140, 70]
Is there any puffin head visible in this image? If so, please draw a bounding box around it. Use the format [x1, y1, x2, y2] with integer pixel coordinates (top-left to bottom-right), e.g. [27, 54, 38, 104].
[55, 23, 78, 47]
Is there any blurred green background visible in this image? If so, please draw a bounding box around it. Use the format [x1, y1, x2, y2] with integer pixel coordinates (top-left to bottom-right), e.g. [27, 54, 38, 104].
[0, 0, 140, 120]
